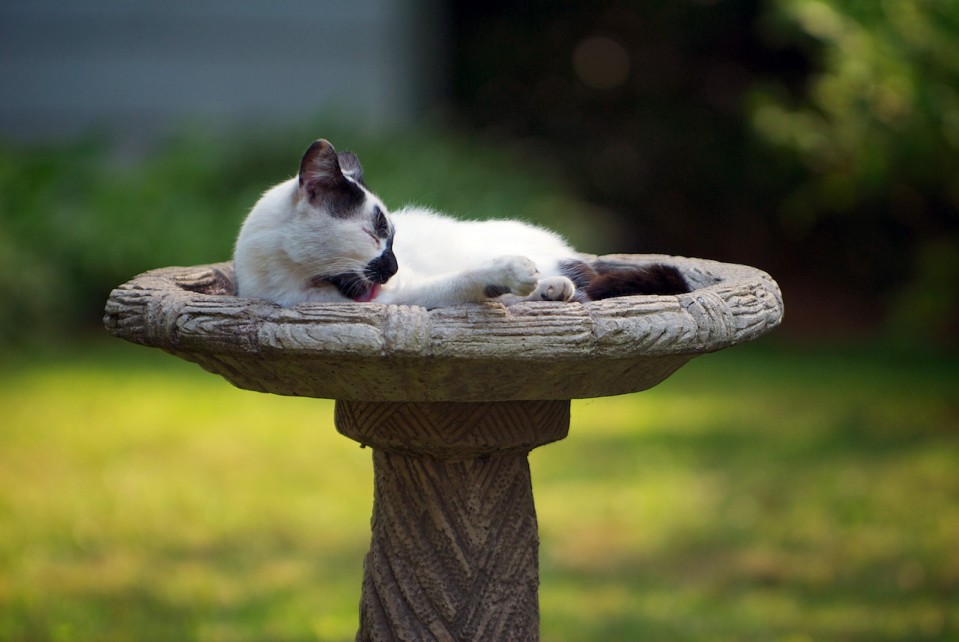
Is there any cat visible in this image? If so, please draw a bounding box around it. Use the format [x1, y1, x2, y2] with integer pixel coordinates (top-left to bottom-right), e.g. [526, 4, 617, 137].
[233, 139, 689, 308]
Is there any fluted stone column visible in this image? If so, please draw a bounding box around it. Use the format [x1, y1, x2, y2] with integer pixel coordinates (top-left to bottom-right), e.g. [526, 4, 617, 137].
[335, 400, 569, 641]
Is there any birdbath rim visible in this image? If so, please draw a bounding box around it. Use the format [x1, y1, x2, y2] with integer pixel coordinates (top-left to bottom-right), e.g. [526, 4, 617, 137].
[103, 254, 783, 402]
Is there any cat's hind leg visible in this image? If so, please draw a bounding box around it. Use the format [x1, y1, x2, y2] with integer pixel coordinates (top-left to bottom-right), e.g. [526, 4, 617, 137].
[527, 276, 576, 302]
[481, 257, 577, 304]
[495, 274, 576, 305]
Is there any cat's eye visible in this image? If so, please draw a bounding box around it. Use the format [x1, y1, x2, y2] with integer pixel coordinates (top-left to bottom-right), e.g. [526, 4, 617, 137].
[372, 207, 390, 238]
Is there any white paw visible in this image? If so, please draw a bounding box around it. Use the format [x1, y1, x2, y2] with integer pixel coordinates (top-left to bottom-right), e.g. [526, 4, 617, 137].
[530, 276, 576, 301]
[486, 255, 539, 297]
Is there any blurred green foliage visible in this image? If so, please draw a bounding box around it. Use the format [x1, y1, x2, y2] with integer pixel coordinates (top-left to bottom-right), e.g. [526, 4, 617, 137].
[751, 0, 959, 338]
[754, 0, 959, 203]
[450, 0, 959, 343]
[0, 126, 603, 346]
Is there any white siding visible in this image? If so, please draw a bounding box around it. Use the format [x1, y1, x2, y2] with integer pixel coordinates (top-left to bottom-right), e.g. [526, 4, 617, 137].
[0, 0, 443, 140]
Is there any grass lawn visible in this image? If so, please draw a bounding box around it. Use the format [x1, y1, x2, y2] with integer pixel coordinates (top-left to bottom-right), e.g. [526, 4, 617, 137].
[1, 338, 957, 641]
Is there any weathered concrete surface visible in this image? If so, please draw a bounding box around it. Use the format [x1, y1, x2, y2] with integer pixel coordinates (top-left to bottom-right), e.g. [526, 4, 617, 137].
[103, 255, 784, 402]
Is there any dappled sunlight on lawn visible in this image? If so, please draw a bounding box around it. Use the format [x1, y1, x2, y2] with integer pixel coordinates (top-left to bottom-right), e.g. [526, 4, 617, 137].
[1, 342, 372, 641]
[532, 344, 958, 641]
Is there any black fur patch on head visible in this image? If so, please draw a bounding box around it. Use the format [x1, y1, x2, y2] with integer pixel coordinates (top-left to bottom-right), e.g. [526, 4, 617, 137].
[327, 185, 366, 218]
[372, 206, 390, 238]
[585, 262, 690, 300]
[298, 139, 366, 218]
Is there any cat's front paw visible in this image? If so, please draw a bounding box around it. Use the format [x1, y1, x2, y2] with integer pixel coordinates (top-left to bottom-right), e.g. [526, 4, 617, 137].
[530, 276, 576, 302]
[486, 255, 539, 297]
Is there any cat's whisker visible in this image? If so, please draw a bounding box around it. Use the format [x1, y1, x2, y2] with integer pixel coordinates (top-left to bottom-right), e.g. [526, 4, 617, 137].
[314, 258, 369, 278]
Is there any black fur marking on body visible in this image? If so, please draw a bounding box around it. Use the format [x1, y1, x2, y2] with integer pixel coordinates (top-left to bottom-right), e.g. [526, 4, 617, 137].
[559, 259, 598, 289]
[585, 262, 690, 300]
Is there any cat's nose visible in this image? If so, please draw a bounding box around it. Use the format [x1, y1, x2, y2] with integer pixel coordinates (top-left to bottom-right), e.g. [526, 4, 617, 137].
[366, 248, 398, 284]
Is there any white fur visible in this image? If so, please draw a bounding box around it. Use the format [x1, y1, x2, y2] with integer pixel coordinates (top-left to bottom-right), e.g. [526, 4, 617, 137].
[375, 207, 576, 307]
[234, 143, 580, 309]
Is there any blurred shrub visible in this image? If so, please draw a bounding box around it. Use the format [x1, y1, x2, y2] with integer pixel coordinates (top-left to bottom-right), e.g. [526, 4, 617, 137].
[0, 126, 601, 346]
[750, 0, 959, 340]
[449, 0, 959, 343]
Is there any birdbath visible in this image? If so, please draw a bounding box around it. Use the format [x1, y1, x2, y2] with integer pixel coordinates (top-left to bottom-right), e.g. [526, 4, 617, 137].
[104, 253, 783, 641]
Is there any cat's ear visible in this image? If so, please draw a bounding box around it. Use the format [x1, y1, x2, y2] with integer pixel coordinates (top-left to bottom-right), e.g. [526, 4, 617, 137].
[297, 139, 364, 216]
[337, 151, 365, 185]
[298, 139, 343, 193]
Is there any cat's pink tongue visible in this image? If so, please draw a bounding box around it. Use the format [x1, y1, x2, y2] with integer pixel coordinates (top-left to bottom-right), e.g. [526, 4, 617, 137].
[353, 283, 380, 303]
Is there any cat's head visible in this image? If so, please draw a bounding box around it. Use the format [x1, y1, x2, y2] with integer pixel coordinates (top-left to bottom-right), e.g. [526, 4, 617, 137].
[291, 139, 397, 301]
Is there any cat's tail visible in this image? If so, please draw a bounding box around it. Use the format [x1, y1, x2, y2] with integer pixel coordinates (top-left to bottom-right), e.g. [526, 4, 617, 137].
[561, 260, 690, 301]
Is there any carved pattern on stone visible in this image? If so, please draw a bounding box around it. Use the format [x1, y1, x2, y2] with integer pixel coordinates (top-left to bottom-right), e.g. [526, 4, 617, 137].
[336, 400, 570, 641]
[103, 255, 784, 402]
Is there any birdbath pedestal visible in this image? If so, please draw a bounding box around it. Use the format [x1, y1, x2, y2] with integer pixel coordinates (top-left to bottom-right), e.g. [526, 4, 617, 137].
[104, 254, 783, 641]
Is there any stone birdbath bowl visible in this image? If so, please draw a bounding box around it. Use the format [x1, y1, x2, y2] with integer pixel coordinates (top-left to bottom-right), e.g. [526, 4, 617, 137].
[104, 254, 783, 641]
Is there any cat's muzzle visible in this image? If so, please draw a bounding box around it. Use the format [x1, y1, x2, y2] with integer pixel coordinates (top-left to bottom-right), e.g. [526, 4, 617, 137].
[365, 246, 398, 285]
[325, 247, 397, 301]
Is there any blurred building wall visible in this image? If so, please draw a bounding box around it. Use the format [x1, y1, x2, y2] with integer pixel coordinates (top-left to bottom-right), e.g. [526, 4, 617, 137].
[0, 0, 444, 142]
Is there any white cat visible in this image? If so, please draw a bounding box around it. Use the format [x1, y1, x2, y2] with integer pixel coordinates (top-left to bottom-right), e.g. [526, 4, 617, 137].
[234, 139, 687, 308]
